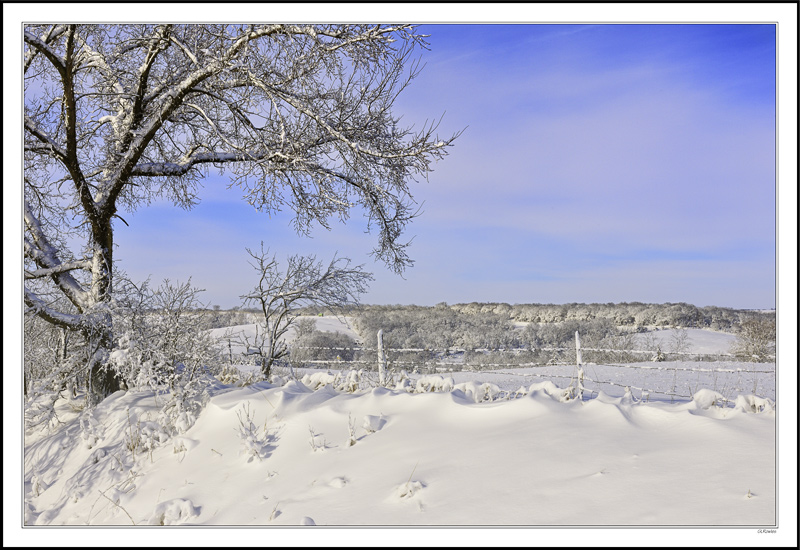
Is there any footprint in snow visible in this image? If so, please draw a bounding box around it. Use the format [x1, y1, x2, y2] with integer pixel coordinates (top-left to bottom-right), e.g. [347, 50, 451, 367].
[328, 477, 348, 488]
[301, 516, 316, 525]
[362, 414, 387, 433]
[395, 480, 426, 500]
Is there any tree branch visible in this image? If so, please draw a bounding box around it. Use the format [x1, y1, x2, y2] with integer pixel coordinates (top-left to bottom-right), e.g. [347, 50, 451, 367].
[25, 259, 92, 280]
[24, 25, 69, 73]
[24, 289, 84, 331]
[130, 149, 281, 177]
[24, 29, 67, 75]
[24, 201, 91, 311]
[24, 115, 68, 162]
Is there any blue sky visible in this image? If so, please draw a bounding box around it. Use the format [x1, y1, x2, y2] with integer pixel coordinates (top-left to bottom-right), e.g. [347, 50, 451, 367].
[100, 23, 777, 312]
[108, 23, 778, 310]
[11, 18, 781, 311]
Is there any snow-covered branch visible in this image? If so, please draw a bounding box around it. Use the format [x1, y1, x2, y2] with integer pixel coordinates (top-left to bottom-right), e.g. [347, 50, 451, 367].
[24, 201, 91, 311]
[25, 260, 92, 280]
[24, 25, 68, 73]
[130, 150, 276, 177]
[24, 116, 68, 162]
[23, 29, 67, 74]
[24, 288, 84, 331]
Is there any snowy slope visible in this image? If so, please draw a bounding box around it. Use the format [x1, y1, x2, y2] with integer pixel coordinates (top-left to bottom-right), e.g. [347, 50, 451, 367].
[634, 328, 738, 355]
[17, 315, 788, 546]
[24, 375, 775, 529]
[207, 316, 360, 355]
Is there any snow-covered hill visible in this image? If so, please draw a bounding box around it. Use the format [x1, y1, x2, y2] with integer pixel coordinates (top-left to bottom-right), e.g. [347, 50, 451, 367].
[633, 327, 738, 355]
[207, 315, 360, 356]
[24, 372, 775, 530]
[18, 316, 785, 546]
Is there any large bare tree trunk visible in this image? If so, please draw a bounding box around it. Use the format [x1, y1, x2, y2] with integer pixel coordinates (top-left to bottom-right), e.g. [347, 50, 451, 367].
[87, 217, 121, 401]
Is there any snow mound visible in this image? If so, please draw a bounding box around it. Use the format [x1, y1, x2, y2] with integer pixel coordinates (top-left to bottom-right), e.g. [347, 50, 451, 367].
[148, 499, 200, 525]
[23, 372, 776, 527]
[302, 371, 338, 390]
[453, 380, 503, 403]
[692, 389, 727, 409]
[362, 414, 387, 433]
[414, 375, 454, 393]
[395, 480, 426, 500]
[733, 394, 775, 414]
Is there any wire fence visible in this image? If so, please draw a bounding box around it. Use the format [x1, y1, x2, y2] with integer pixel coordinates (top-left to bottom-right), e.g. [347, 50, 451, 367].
[267, 344, 773, 368]
[226, 331, 776, 405]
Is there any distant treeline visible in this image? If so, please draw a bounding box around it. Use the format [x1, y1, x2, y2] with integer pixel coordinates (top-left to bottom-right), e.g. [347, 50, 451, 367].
[445, 302, 773, 332]
[297, 301, 773, 333]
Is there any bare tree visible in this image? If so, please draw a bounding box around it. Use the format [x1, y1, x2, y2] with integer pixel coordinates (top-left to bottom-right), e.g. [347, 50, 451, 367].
[241, 244, 373, 378]
[668, 327, 691, 357]
[731, 316, 776, 362]
[23, 24, 458, 402]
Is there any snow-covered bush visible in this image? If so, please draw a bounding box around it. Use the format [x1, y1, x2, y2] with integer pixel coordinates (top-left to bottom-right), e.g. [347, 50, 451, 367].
[236, 404, 271, 462]
[124, 409, 171, 461]
[414, 375, 455, 394]
[157, 375, 212, 436]
[79, 409, 104, 449]
[452, 381, 503, 403]
[112, 278, 222, 392]
[23, 306, 93, 430]
[290, 329, 360, 367]
[692, 389, 727, 409]
[300, 370, 368, 393]
[733, 394, 775, 414]
[217, 365, 243, 385]
[24, 391, 63, 435]
[301, 371, 339, 391]
[217, 365, 264, 387]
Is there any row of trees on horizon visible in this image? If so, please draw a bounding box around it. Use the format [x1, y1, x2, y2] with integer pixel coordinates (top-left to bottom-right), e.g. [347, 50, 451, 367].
[292, 301, 775, 333]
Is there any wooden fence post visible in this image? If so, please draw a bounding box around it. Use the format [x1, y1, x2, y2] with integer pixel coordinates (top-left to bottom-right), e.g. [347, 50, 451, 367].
[377, 329, 387, 386]
[575, 331, 584, 401]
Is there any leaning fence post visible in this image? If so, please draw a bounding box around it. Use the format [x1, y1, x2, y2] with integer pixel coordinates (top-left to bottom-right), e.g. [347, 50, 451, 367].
[575, 331, 584, 401]
[377, 329, 387, 386]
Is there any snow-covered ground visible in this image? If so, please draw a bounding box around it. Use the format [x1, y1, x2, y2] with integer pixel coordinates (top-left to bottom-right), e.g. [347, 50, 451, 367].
[23, 376, 776, 527]
[633, 327, 739, 355]
[208, 315, 361, 355]
[15, 317, 793, 547]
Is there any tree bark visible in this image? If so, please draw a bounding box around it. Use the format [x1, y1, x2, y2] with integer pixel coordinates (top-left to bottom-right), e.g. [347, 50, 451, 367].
[87, 217, 121, 401]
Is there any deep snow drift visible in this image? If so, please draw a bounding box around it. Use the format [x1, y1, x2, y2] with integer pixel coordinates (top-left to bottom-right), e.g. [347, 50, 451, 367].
[24, 374, 775, 528]
[16, 318, 792, 547]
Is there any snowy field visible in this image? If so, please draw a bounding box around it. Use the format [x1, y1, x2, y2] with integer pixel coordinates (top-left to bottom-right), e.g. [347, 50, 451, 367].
[24, 376, 776, 527]
[632, 327, 738, 355]
[19, 316, 790, 547]
[207, 316, 362, 355]
[210, 318, 774, 404]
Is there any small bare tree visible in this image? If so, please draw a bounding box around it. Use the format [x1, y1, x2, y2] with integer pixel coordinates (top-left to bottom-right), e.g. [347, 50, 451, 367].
[731, 316, 776, 362]
[241, 243, 373, 378]
[669, 327, 691, 357]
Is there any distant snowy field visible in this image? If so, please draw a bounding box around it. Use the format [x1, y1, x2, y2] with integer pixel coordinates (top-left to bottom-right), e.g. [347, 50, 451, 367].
[210, 318, 773, 403]
[23, 316, 777, 533]
[207, 315, 362, 355]
[212, 317, 740, 357]
[633, 327, 738, 355]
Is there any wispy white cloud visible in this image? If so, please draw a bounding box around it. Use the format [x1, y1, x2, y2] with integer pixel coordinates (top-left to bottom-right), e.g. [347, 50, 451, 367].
[106, 24, 776, 309]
